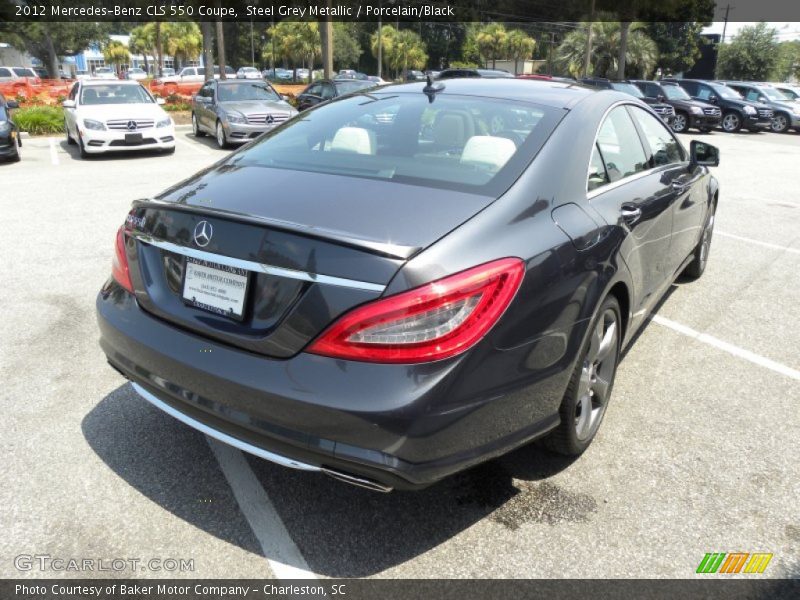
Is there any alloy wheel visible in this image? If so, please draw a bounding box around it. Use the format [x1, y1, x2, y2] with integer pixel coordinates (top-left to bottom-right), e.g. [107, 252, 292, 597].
[771, 114, 788, 133]
[574, 309, 619, 441]
[722, 113, 740, 132]
[192, 113, 198, 136]
[672, 113, 687, 133]
[216, 122, 226, 148]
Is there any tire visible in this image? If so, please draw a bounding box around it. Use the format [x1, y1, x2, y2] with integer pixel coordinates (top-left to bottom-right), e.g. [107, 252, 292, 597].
[684, 204, 716, 279]
[671, 112, 689, 133]
[721, 111, 742, 133]
[65, 120, 75, 145]
[11, 137, 21, 162]
[771, 113, 790, 133]
[192, 113, 205, 137]
[542, 296, 622, 456]
[77, 133, 89, 159]
[215, 120, 229, 149]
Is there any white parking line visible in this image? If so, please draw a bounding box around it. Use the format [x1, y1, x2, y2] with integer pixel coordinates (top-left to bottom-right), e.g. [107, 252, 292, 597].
[48, 138, 59, 166]
[207, 438, 318, 580]
[651, 315, 800, 381]
[175, 135, 212, 156]
[716, 231, 800, 255]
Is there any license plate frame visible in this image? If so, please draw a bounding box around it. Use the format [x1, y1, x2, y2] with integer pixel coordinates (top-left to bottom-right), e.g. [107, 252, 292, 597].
[181, 257, 250, 321]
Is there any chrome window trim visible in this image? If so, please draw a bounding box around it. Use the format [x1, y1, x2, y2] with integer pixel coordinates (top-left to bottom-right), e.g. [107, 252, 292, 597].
[129, 231, 386, 293]
[131, 383, 321, 472]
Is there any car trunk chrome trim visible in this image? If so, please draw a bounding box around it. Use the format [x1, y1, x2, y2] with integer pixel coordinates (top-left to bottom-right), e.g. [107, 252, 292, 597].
[129, 231, 387, 292]
[131, 382, 321, 472]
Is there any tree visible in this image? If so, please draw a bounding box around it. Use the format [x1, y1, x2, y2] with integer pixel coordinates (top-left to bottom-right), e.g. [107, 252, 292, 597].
[475, 23, 508, 69]
[506, 30, 536, 75]
[103, 40, 130, 77]
[370, 25, 396, 78]
[387, 29, 427, 79]
[129, 24, 155, 75]
[200, 22, 214, 81]
[646, 22, 708, 75]
[162, 22, 201, 70]
[716, 22, 780, 81]
[0, 22, 109, 80]
[772, 40, 800, 81]
[267, 21, 320, 82]
[556, 20, 658, 79]
[333, 22, 362, 71]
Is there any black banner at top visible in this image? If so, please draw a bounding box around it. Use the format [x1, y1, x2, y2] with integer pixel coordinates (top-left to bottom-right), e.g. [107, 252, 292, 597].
[1, 0, 800, 23]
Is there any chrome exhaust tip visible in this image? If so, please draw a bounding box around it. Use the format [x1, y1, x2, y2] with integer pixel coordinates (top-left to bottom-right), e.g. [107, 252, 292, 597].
[321, 468, 393, 493]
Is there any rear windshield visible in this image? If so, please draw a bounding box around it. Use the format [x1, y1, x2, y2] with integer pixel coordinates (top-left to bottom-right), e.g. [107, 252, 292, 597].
[81, 84, 153, 105]
[231, 92, 563, 195]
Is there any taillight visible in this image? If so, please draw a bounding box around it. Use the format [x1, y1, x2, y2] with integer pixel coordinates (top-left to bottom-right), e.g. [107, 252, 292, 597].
[308, 258, 525, 363]
[111, 226, 134, 293]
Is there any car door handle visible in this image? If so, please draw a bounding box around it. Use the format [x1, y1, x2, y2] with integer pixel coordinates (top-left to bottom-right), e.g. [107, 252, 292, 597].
[620, 206, 642, 225]
[671, 181, 687, 192]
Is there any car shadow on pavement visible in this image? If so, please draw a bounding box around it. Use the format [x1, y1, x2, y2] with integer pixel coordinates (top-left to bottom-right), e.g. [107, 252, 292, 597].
[83, 382, 580, 577]
[181, 131, 239, 153]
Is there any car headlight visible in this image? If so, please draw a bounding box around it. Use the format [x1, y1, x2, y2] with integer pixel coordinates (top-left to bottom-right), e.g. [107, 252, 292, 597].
[83, 118, 106, 131]
[226, 112, 247, 124]
[156, 117, 172, 128]
[743, 105, 756, 115]
[690, 106, 703, 115]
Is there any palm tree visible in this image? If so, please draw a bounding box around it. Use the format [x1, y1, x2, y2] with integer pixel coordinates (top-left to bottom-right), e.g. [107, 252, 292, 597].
[267, 21, 320, 82]
[383, 29, 427, 80]
[129, 24, 155, 76]
[370, 25, 396, 78]
[103, 40, 130, 77]
[506, 29, 536, 75]
[162, 22, 201, 70]
[556, 20, 658, 79]
[475, 23, 508, 69]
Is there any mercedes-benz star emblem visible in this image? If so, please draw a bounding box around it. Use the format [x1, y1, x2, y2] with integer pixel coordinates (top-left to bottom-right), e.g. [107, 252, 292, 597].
[127, 120, 137, 131]
[193, 221, 213, 247]
[266, 114, 274, 124]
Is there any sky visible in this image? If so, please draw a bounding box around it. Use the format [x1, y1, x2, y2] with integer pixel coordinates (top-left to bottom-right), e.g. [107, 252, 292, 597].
[702, 22, 800, 42]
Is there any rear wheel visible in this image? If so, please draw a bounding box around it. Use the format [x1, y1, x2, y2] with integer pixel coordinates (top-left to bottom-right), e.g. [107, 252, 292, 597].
[671, 112, 688, 133]
[215, 121, 228, 149]
[721, 111, 742, 132]
[771, 113, 790, 133]
[684, 205, 716, 279]
[542, 296, 621, 456]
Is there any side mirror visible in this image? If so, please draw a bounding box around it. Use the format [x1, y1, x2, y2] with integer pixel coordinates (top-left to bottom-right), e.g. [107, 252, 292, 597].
[709, 96, 718, 104]
[690, 140, 719, 167]
[62, 99, 76, 108]
[657, 94, 666, 102]
[6, 100, 19, 109]
[758, 96, 767, 103]
[156, 98, 166, 105]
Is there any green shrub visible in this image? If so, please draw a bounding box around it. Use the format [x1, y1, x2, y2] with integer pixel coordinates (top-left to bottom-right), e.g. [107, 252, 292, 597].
[163, 103, 191, 112]
[11, 105, 64, 135]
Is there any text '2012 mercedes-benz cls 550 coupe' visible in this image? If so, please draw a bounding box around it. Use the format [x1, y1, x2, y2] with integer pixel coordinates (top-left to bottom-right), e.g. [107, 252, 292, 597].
[97, 79, 720, 492]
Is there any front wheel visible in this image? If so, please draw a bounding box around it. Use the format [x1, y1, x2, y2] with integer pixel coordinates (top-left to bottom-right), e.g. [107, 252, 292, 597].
[11, 136, 21, 162]
[77, 133, 89, 159]
[684, 205, 715, 279]
[671, 112, 688, 133]
[542, 296, 621, 456]
[65, 120, 75, 145]
[771, 113, 790, 133]
[215, 121, 228, 149]
[721, 111, 742, 133]
[192, 113, 205, 137]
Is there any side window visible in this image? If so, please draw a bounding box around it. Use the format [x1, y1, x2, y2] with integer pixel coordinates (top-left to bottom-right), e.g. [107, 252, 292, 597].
[630, 106, 684, 167]
[199, 82, 212, 98]
[646, 83, 661, 98]
[679, 81, 697, 96]
[745, 89, 760, 102]
[696, 85, 713, 101]
[306, 83, 322, 97]
[588, 143, 609, 191]
[596, 106, 648, 182]
[320, 84, 335, 100]
[0, 67, 11, 77]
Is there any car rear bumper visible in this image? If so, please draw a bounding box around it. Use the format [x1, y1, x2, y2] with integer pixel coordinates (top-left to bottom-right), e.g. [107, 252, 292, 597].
[96, 281, 565, 490]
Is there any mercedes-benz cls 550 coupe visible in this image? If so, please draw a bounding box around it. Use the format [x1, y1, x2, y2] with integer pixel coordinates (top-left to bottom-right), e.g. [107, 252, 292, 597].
[97, 79, 720, 492]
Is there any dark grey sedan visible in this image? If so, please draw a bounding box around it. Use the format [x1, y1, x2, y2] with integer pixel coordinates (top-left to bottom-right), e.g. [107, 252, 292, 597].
[192, 80, 298, 148]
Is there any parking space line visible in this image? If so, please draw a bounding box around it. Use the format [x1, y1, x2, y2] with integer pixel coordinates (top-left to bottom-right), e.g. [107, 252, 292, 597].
[48, 138, 59, 166]
[651, 315, 800, 381]
[716, 231, 800, 255]
[175, 135, 212, 156]
[207, 437, 318, 580]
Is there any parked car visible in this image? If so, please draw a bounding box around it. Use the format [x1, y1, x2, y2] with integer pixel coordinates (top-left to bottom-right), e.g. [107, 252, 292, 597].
[74, 70, 92, 81]
[771, 83, 800, 102]
[125, 68, 148, 81]
[0, 93, 21, 162]
[581, 78, 676, 128]
[721, 81, 800, 133]
[0, 66, 40, 83]
[296, 79, 377, 111]
[263, 68, 293, 81]
[662, 79, 773, 133]
[236, 67, 261, 80]
[97, 79, 720, 492]
[629, 80, 721, 133]
[192, 79, 297, 148]
[32, 67, 49, 79]
[366, 75, 388, 84]
[438, 68, 514, 79]
[92, 67, 118, 80]
[62, 79, 175, 158]
[406, 70, 426, 81]
[161, 68, 176, 78]
[158, 65, 236, 85]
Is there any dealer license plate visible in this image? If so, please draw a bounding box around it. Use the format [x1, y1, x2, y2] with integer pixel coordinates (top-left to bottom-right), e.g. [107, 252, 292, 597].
[182, 257, 249, 320]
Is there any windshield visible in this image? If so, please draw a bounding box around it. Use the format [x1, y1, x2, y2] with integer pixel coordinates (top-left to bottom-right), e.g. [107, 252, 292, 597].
[231, 92, 562, 195]
[663, 85, 690, 100]
[334, 80, 376, 95]
[710, 83, 742, 99]
[610, 82, 644, 98]
[218, 83, 279, 102]
[760, 87, 789, 100]
[80, 84, 154, 105]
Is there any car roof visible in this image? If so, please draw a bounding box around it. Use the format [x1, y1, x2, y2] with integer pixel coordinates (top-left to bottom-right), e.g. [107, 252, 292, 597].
[372, 78, 595, 109]
[81, 79, 140, 86]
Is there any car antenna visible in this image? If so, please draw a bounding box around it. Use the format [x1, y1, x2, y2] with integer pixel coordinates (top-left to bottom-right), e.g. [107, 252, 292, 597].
[422, 72, 444, 102]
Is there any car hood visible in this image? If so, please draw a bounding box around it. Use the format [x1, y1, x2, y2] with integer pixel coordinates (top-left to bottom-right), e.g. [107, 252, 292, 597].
[76, 103, 168, 121]
[218, 100, 295, 115]
[155, 163, 494, 256]
[771, 100, 798, 112]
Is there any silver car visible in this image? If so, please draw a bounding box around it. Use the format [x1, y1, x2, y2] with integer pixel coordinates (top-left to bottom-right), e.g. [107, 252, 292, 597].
[191, 79, 298, 148]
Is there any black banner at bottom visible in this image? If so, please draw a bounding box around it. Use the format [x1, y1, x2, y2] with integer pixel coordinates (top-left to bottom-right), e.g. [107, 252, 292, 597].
[2, 579, 800, 600]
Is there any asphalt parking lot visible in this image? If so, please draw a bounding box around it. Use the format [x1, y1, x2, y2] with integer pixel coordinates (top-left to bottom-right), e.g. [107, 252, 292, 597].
[1, 126, 798, 579]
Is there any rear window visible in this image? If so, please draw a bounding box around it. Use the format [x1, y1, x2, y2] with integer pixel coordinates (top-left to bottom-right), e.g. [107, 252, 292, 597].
[232, 92, 563, 195]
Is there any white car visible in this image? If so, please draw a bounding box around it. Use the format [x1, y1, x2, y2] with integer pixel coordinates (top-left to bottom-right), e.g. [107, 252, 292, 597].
[92, 67, 117, 80]
[236, 67, 261, 80]
[74, 70, 92, 81]
[126, 68, 147, 81]
[62, 80, 175, 157]
[158, 65, 236, 84]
